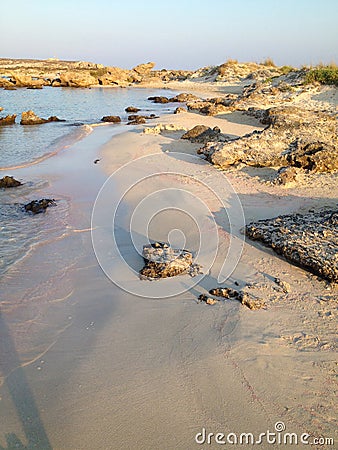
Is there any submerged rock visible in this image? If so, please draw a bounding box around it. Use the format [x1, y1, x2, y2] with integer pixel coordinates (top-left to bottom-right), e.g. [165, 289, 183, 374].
[0, 176, 22, 188]
[140, 242, 202, 279]
[246, 209, 338, 282]
[101, 115, 121, 123]
[24, 199, 56, 214]
[0, 114, 16, 125]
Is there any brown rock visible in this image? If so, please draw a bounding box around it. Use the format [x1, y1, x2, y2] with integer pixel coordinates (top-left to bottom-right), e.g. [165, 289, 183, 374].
[125, 106, 140, 113]
[20, 110, 48, 125]
[0, 114, 16, 125]
[181, 125, 221, 143]
[174, 107, 187, 114]
[24, 199, 56, 214]
[132, 62, 155, 75]
[169, 93, 200, 102]
[101, 115, 121, 123]
[0, 176, 22, 188]
[274, 166, 298, 185]
[59, 71, 97, 87]
[148, 96, 169, 103]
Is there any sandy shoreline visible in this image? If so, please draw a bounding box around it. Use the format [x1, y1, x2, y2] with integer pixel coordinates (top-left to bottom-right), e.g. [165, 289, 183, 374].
[0, 83, 337, 449]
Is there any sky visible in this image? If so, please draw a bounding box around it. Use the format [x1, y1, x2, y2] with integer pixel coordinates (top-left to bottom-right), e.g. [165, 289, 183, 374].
[1, 0, 337, 70]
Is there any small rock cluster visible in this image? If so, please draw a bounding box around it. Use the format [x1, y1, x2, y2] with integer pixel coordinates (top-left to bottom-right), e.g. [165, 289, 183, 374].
[24, 199, 56, 214]
[199, 287, 266, 310]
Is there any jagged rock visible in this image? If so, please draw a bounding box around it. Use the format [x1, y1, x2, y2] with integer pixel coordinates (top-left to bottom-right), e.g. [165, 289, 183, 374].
[140, 242, 202, 279]
[59, 71, 97, 87]
[21, 110, 48, 125]
[0, 114, 16, 125]
[10, 74, 45, 88]
[0, 176, 22, 188]
[286, 140, 338, 172]
[98, 66, 130, 86]
[186, 99, 229, 115]
[174, 107, 187, 114]
[274, 166, 298, 185]
[147, 96, 169, 103]
[208, 287, 266, 310]
[125, 106, 140, 113]
[24, 199, 56, 214]
[200, 107, 337, 171]
[132, 62, 155, 75]
[181, 125, 222, 143]
[246, 209, 338, 282]
[169, 93, 200, 102]
[101, 115, 121, 123]
[47, 115, 65, 122]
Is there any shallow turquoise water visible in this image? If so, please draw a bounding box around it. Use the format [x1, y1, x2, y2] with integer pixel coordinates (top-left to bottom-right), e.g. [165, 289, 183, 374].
[0, 86, 178, 167]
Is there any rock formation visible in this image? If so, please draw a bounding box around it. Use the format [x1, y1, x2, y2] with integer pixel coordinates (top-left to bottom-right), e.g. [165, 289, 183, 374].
[245, 209, 338, 282]
[24, 199, 56, 214]
[0, 114, 16, 125]
[0, 176, 22, 188]
[20, 110, 64, 125]
[101, 115, 121, 123]
[139, 242, 202, 279]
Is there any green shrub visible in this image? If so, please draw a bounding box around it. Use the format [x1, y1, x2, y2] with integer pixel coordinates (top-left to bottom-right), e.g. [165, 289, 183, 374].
[304, 64, 338, 86]
[280, 65, 294, 75]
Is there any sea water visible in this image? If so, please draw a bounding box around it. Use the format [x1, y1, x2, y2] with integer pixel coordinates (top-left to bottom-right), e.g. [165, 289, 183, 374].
[0, 86, 179, 274]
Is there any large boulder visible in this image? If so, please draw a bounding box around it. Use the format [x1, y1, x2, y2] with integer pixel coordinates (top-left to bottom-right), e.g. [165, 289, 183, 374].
[0, 176, 22, 188]
[0, 114, 16, 125]
[20, 111, 64, 125]
[98, 66, 130, 86]
[59, 71, 97, 87]
[10, 74, 45, 88]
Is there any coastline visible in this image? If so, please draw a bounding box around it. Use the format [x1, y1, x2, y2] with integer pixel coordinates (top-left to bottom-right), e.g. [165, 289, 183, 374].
[0, 82, 337, 449]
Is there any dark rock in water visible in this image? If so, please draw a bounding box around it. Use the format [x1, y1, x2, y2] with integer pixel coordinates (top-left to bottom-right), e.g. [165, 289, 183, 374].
[0, 114, 16, 125]
[0, 176, 22, 188]
[140, 242, 202, 279]
[125, 106, 140, 113]
[246, 209, 338, 282]
[181, 125, 221, 143]
[147, 96, 169, 104]
[208, 286, 266, 310]
[101, 115, 121, 123]
[20, 110, 48, 125]
[24, 199, 56, 214]
[27, 85, 43, 89]
[47, 115, 66, 122]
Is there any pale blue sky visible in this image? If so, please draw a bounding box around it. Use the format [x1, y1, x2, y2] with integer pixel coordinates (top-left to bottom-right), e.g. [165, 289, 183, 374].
[1, 0, 337, 69]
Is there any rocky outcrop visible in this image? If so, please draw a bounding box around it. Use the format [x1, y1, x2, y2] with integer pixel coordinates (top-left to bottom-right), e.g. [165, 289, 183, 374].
[246, 209, 338, 282]
[0, 176, 22, 188]
[97, 66, 130, 86]
[10, 74, 45, 88]
[59, 71, 97, 87]
[139, 242, 202, 279]
[0, 114, 16, 125]
[132, 62, 155, 75]
[20, 110, 64, 125]
[174, 107, 187, 114]
[24, 199, 56, 214]
[101, 115, 121, 123]
[199, 107, 337, 172]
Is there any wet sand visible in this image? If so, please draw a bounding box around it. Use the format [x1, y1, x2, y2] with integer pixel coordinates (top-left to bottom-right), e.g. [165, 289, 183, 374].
[0, 95, 337, 449]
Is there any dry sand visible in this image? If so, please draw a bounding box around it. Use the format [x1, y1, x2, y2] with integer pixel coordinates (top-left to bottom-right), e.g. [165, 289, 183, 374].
[0, 85, 337, 449]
